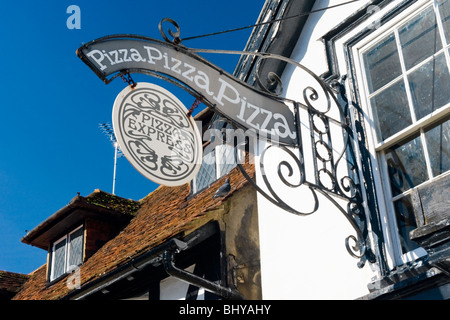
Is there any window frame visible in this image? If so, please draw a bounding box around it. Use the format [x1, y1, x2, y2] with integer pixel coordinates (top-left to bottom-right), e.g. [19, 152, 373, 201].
[349, 0, 450, 266]
[360, 2, 450, 151]
[191, 116, 241, 195]
[49, 225, 84, 282]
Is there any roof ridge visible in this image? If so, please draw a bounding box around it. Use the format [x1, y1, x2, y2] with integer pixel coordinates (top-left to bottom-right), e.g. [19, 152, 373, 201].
[84, 189, 141, 216]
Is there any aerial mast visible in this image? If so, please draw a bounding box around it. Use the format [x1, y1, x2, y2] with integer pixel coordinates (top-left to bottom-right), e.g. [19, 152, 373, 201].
[99, 122, 121, 194]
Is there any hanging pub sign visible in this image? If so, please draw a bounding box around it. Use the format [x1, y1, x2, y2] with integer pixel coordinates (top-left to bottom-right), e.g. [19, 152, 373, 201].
[77, 29, 371, 264]
[76, 35, 297, 146]
[112, 82, 202, 186]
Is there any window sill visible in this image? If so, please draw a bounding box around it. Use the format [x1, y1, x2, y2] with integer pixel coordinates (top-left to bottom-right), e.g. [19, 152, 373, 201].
[47, 265, 82, 287]
[410, 217, 450, 249]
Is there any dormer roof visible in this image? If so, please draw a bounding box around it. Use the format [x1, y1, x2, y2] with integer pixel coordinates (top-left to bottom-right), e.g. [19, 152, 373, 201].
[21, 190, 140, 250]
[13, 163, 255, 300]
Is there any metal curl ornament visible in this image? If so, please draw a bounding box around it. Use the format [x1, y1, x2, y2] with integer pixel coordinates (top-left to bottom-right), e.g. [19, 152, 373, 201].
[235, 143, 319, 216]
[303, 85, 333, 114]
[78, 20, 374, 266]
[189, 42, 374, 266]
[230, 68, 371, 265]
[159, 18, 182, 44]
[255, 56, 284, 96]
[201, 51, 372, 265]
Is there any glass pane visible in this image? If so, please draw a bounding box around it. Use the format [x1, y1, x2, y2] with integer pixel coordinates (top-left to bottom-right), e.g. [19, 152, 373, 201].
[195, 150, 216, 192]
[438, 0, 450, 43]
[217, 144, 236, 178]
[408, 53, 450, 119]
[52, 238, 66, 280]
[363, 33, 402, 93]
[425, 117, 450, 176]
[393, 195, 420, 253]
[386, 134, 428, 196]
[370, 79, 411, 141]
[68, 227, 83, 269]
[399, 6, 442, 70]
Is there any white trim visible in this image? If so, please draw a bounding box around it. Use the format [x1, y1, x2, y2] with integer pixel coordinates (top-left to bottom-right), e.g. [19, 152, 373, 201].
[49, 225, 84, 281]
[373, 106, 450, 150]
[335, 0, 449, 268]
[50, 235, 67, 281]
[361, 0, 448, 264]
[395, 28, 417, 122]
[67, 225, 84, 272]
[435, 0, 450, 65]
[351, 42, 399, 269]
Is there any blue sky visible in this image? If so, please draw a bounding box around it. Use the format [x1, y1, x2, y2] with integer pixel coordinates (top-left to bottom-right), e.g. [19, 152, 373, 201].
[0, 0, 262, 274]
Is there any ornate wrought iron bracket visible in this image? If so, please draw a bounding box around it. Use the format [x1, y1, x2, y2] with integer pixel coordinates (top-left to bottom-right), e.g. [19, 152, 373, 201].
[76, 19, 375, 268]
[157, 18, 375, 268]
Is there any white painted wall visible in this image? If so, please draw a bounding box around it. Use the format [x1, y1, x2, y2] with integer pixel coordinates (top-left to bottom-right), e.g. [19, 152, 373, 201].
[160, 264, 206, 300]
[256, 0, 378, 299]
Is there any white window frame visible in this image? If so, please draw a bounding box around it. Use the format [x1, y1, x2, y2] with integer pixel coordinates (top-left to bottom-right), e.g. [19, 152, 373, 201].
[50, 225, 84, 281]
[191, 117, 244, 194]
[192, 144, 238, 194]
[335, 0, 449, 268]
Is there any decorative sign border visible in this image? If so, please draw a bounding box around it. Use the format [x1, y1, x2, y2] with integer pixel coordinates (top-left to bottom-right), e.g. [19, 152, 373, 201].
[112, 82, 202, 186]
[77, 35, 297, 146]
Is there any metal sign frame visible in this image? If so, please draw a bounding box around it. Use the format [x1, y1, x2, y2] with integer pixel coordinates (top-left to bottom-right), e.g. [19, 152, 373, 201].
[77, 34, 297, 146]
[77, 19, 375, 267]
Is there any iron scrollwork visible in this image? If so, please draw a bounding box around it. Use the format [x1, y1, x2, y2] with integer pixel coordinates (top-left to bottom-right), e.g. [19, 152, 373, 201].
[158, 18, 182, 44]
[159, 19, 373, 267]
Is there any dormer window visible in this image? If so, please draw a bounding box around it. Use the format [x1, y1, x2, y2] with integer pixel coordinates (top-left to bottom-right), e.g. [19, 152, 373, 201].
[50, 225, 84, 282]
[21, 189, 140, 285]
[191, 116, 238, 194]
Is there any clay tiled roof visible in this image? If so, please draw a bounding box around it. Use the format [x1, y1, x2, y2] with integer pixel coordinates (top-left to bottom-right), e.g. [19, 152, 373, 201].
[84, 189, 141, 215]
[13, 164, 255, 300]
[0, 271, 29, 300]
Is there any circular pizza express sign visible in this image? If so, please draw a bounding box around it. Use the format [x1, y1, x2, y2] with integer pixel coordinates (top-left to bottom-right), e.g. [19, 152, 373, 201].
[112, 82, 202, 186]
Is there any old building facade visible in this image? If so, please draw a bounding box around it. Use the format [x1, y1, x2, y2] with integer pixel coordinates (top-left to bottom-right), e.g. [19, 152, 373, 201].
[5, 0, 449, 300]
[248, 0, 449, 299]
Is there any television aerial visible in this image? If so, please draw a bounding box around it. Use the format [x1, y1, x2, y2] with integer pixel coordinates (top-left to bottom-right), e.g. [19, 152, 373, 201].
[99, 122, 123, 194]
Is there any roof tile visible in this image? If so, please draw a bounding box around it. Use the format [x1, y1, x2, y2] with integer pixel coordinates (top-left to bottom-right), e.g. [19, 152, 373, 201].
[13, 164, 255, 300]
[0, 271, 29, 299]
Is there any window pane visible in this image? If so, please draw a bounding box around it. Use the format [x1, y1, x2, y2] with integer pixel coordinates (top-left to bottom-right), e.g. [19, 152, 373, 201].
[399, 6, 442, 70]
[386, 134, 428, 196]
[195, 150, 216, 192]
[217, 144, 236, 178]
[393, 195, 420, 253]
[438, 0, 450, 43]
[370, 80, 411, 141]
[68, 227, 83, 269]
[425, 117, 450, 176]
[363, 33, 402, 93]
[408, 53, 450, 119]
[52, 238, 66, 280]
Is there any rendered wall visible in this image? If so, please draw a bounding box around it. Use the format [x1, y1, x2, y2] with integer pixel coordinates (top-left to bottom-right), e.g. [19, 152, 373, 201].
[256, 0, 377, 299]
